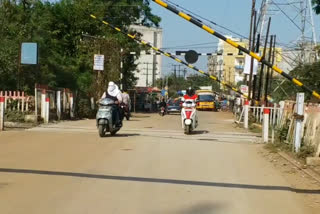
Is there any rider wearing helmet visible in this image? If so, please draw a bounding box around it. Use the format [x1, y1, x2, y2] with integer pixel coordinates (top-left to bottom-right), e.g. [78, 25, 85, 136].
[183, 87, 198, 101]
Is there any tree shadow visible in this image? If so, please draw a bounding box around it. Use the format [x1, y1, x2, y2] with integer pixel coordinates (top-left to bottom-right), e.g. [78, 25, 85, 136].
[0, 168, 319, 194]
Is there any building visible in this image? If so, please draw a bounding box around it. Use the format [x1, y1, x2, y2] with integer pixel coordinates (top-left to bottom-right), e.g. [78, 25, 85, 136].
[208, 36, 249, 86]
[129, 25, 163, 87]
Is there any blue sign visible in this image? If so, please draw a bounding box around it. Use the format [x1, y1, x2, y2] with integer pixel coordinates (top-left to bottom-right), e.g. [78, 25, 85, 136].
[161, 89, 167, 96]
[21, 43, 38, 65]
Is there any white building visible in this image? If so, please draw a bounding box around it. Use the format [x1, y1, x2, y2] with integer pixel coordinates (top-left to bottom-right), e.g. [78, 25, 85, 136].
[129, 25, 163, 87]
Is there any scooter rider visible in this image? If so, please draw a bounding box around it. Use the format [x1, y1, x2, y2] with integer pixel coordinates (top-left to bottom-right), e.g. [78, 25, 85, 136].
[100, 82, 123, 127]
[183, 87, 198, 101]
[121, 89, 131, 118]
[159, 98, 167, 110]
[182, 87, 198, 125]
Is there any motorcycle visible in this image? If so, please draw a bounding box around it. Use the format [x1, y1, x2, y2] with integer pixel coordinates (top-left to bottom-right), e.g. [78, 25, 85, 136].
[96, 98, 122, 137]
[159, 106, 166, 116]
[181, 99, 198, 134]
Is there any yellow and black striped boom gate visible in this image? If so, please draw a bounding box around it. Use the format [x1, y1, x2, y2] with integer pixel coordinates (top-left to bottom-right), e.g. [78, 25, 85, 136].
[151, 0, 320, 100]
[90, 15, 249, 99]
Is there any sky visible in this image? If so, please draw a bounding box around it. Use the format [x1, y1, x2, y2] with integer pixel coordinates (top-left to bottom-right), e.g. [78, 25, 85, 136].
[148, 0, 320, 77]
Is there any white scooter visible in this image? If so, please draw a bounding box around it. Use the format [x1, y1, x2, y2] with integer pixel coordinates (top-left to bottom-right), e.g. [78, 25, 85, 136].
[181, 99, 198, 134]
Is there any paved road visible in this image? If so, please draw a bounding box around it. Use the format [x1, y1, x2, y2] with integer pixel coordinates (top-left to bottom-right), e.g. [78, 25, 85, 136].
[0, 111, 319, 214]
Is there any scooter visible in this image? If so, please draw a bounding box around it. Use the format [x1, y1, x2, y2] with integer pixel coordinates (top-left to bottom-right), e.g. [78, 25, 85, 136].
[96, 98, 122, 137]
[159, 106, 166, 116]
[181, 99, 198, 134]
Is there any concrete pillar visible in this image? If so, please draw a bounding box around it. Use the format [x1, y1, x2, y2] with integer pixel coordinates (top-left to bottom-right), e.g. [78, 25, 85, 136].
[0, 97, 4, 131]
[45, 97, 49, 124]
[244, 100, 249, 129]
[90, 97, 95, 110]
[21, 92, 25, 112]
[57, 91, 61, 120]
[41, 89, 46, 120]
[263, 108, 270, 143]
[294, 93, 304, 153]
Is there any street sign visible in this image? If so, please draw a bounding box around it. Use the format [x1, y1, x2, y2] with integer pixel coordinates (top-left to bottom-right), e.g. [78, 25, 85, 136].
[21, 43, 38, 65]
[240, 85, 249, 94]
[93, 54, 104, 71]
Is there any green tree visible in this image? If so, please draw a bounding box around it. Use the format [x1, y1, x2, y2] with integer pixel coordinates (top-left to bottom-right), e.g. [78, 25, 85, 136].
[312, 0, 320, 14]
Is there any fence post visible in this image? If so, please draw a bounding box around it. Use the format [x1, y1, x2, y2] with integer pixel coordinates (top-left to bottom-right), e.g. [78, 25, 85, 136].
[244, 100, 249, 129]
[34, 86, 38, 120]
[4, 91, 7, 110]
[294, 93, 304, 153]
[57, 91, 61, 120]
[63, 89, 66, 113]
[70, 93, 74, 119]
[263, 108, 270, 143]
[45, 97, 49, 124]
[0, 97, 4, 131]
[41, 89, 46, 120]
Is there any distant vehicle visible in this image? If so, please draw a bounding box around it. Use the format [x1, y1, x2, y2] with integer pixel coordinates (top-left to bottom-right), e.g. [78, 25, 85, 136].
[196, 90, 215, 111]
[167, 98, 182, 113]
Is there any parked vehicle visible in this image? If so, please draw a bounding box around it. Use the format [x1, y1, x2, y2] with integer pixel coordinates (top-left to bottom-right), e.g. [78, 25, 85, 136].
[96, 98, 122, 137]
[167, 98, 182, 114]
[196, 90, 215, 111]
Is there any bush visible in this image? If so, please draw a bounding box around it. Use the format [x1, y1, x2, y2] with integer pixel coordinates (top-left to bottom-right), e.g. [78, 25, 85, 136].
[297, 144, 315, 159]
[76, 98, 96, 119]
[4, 111, 26, 122]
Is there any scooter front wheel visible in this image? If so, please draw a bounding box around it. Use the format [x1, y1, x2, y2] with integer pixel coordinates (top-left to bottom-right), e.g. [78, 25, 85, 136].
[184, 125, 191, 135]
[98, 124, 105, 137]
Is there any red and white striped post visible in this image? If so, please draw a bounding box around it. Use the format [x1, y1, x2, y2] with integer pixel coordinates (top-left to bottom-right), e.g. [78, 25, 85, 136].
[244, 100, 249, 129]
[0, 97, 5, 131]
[45, 97, 50, 124]
[263, 108, 270, 143]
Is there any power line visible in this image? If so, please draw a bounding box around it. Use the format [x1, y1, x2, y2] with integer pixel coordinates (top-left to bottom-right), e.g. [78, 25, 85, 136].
[165, 0, 249, 40]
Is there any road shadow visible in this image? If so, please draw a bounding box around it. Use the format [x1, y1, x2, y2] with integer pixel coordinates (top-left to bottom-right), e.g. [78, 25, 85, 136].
[175, 202, 226, 214]
[189, 130, 209, 135]
[0, 168, 319, 194]
[104, 133, 140, 138]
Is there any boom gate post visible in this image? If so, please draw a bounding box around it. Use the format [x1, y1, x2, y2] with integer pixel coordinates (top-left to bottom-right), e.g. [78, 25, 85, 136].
[0, 97, 4, 131]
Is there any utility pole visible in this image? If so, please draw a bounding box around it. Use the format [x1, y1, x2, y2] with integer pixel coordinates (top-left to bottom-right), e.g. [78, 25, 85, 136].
[172, 65, 182, 78]
[142, 62, 157, 87]
[269, 35, 276, 92]
[246, 0, 256, 84]
[257, 17, 271, 102]
[248, 10, 257, 100]
[252, 33, 261, 101]
[265, 35, 274, 106]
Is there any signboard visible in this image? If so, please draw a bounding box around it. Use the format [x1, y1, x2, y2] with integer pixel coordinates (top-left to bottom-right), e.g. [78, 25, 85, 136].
[243, 54, 258, 75]
[21, 43, 38, 65]
[93, 54, 104, 70]
[161, 89, 168, 96]
[240, 85, 249, 94]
